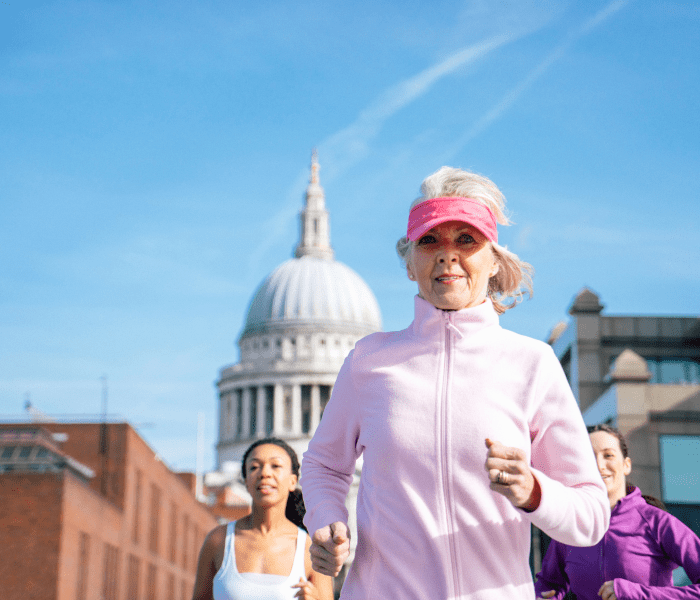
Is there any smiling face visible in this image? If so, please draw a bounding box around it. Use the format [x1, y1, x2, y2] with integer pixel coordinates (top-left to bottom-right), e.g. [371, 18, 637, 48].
[590, 431, 632, 508]
[406, 220, 499, 311]
[244, 443, 298, 507]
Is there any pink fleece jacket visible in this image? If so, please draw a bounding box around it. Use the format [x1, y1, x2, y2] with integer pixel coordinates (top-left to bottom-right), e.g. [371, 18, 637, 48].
[302, 296, 610, 600]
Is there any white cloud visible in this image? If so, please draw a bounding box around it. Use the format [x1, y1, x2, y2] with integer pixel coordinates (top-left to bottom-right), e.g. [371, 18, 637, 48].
[247, 32, 528, 271]
[441, 0, 632, 160]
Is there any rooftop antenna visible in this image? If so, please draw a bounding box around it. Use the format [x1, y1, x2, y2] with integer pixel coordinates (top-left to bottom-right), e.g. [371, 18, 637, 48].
[195, 412, 205, 502]
[99, 375, 109, 496]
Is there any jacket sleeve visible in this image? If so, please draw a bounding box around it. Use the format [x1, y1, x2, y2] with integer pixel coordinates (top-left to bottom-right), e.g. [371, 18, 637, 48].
[614, 510, 700, 600]
[525, 347, 610, 547]
[534, 540, 570, 600]
[301, 350, 362, 537]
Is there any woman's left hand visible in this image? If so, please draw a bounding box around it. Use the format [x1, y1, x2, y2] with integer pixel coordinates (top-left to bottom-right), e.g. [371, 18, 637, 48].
[485, 438, 541, 511]
[292, 577, 323, 599]
[598, 581, 617, 600]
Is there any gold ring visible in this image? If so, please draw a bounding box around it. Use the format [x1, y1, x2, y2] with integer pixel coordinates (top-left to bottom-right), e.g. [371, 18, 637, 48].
[497, 470, 509, 485]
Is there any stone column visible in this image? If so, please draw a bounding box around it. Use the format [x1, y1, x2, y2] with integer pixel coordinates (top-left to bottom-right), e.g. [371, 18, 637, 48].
[241, 387, 251, 440]
[218, 393, 226, 441]
[310, 384, 321, 433]
[292, 384, 302, 435]
[273, 384, 284, 435]
[257, 386, 266, 437]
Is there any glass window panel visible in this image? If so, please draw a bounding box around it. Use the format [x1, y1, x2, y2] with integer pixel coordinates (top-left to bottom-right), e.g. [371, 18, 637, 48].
[660, 435, 700, 503]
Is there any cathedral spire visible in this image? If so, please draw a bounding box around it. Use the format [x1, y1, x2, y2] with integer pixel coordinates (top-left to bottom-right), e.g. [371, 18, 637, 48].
[295, 150, 334, 260]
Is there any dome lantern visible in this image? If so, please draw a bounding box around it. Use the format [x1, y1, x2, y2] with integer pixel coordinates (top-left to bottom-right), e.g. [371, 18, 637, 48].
[295, 149, 334, 260]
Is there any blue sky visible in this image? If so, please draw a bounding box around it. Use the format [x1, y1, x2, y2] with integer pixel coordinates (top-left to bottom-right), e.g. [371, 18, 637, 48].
[1, 0, 698, 471]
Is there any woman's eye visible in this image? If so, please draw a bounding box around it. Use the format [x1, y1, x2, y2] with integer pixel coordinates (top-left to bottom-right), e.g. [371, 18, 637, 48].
[458, 234, 475, 243]
[417, 235, 436, 245]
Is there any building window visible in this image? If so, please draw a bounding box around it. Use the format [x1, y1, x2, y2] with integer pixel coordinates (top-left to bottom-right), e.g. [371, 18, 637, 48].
[236, 389, 243, 439]
[76, 532, 90, 600]
[102, 544, 120, 600]
[192, 524, 200, 572]
[647, 359, 700, 385]
[1, 446, 15, 459]
[320, 385, 331, 418]
[249, 387, 258, 437]
[660, 435, 700, 503]
[301, 385, 311, 434]
[149, 483, 161, 554]
[132, 469, 143, 544]
[265, 386, 274, 435]
[147, 563, 157, 600]
[19, 446, 31, 458]
[169, 502, 177, 564]
[283, 387, 293, 432]
[182, 515, 189, 570]
[167, 573, 175, 600]
[127, 554, 140, 600]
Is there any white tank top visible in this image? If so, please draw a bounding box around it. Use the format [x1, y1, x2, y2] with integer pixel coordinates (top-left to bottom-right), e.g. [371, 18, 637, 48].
[212, 521, 308, 600]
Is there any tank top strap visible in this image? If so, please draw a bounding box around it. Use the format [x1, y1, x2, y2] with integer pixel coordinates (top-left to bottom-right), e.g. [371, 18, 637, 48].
[290, 527, 308, 582]
[223, 520, 238, 573]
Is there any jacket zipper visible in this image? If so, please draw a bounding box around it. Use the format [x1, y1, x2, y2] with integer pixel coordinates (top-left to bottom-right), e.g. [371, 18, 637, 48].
[441, 312, 461, 598]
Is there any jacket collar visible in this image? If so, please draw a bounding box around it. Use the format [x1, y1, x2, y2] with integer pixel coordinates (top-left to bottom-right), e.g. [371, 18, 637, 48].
[612, 485, 644, 516]
[411, 295, 500, 340]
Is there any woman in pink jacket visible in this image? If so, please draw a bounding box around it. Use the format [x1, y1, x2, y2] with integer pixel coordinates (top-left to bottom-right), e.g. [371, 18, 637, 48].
[301, 167, 610, 600]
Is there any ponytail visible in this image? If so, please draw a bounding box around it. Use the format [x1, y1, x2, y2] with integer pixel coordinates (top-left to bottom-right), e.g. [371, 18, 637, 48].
[286, 488, 307, 531]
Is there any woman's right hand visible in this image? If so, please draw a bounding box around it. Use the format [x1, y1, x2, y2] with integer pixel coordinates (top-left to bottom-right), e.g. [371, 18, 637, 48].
[310, 521, 350, 577]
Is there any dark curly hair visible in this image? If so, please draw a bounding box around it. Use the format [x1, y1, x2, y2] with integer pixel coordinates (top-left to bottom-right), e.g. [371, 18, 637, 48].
[241, 437, 307, 531]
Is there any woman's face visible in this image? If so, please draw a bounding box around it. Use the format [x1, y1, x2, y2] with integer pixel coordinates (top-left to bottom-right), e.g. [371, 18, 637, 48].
[406, 220, 499, 311]
[244, 444, 297, 507]
[590, 431, 631, 507]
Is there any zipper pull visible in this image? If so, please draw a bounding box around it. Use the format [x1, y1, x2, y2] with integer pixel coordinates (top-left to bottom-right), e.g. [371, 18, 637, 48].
[443, 313, 463, 339]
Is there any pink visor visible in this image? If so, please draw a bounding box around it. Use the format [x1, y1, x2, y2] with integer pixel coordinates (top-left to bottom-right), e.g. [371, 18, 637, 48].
[407, 196, 498, 243]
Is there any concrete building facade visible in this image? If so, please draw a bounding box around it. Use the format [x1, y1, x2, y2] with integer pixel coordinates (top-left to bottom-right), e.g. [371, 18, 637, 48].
[547, 288, 700, 529]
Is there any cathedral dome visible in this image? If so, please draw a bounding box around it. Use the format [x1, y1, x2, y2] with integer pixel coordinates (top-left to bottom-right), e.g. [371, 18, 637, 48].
[241, 255, 381, 338]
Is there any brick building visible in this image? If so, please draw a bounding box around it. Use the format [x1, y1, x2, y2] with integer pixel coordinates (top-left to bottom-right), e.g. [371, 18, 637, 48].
[0, 422, 217, 600]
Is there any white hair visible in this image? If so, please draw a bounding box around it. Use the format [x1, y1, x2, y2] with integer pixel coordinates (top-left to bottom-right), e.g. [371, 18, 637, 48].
[396, 166, 533, 314]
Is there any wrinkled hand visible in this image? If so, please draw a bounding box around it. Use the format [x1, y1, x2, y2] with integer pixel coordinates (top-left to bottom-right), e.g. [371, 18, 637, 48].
[310, 521, 350, 577]
[485, 438, 541, 511]
[598, 581, 617, 600]
[292, 577, 322, 599]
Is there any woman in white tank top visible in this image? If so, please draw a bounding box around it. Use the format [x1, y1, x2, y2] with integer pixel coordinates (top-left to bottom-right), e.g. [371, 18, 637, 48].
[192, 438, 333, 600]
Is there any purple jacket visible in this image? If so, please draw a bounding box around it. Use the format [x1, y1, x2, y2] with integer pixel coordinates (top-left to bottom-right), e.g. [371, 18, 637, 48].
[535, 486, 700, 599]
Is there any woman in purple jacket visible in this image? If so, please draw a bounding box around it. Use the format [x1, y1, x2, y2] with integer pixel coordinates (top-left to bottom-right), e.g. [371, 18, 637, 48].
[535, 424, 700, 600]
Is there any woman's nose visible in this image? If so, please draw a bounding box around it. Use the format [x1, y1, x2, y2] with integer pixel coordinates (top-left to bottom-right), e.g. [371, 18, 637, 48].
[437, 246, 458, 262]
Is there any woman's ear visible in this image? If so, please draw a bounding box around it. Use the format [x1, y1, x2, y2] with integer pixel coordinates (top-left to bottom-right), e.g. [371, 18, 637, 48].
[623, 457, 632, 477]
[489, 261, 500, 278]
[406, 262, 416, 281]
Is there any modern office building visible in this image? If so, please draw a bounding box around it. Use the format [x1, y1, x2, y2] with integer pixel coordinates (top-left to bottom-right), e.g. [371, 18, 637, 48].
[0, 421, 217, 600]
[547, 288, 700, 529]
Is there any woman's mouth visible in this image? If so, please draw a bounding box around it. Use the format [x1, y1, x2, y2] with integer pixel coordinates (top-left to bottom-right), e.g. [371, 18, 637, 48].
[435, 275, 462, 283]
